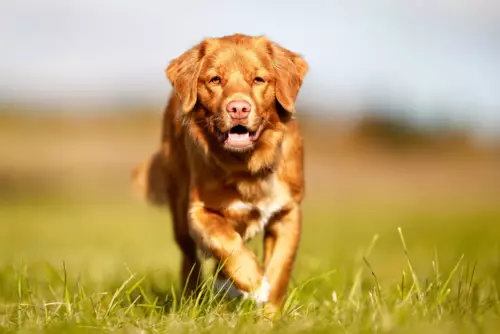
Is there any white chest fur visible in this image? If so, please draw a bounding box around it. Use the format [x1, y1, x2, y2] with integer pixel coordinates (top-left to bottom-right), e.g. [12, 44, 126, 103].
[228, 198, 287, 226]
[226, 175, 290, 239]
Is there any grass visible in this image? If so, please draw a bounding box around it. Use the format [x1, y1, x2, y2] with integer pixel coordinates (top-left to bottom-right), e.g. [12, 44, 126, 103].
[1, 189, 500, 333]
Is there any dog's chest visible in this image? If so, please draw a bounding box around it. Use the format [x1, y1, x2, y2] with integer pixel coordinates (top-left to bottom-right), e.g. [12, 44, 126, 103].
[225, 175, 290, 241]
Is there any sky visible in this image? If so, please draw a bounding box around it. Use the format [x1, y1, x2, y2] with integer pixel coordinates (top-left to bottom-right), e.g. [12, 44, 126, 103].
[1, 0, 499, 132]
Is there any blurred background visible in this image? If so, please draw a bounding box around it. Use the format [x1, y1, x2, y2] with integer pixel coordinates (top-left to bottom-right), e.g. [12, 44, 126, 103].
[1, 0, 500, 287]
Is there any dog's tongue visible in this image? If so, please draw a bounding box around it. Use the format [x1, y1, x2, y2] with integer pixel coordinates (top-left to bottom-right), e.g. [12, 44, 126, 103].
[227, 132, 251, 147]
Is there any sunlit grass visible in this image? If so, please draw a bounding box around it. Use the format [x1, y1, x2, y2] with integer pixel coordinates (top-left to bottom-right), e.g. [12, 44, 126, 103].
[1, 190, 500, 332]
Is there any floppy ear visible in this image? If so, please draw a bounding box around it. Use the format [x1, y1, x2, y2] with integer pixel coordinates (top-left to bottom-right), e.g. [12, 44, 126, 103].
[270, 42, 309, 114]
[166, 41, 206, 113]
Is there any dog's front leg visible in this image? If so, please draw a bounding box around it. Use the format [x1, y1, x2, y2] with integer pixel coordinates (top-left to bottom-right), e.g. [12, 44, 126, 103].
[189, 203, 269, 302]
[262, 204, 302, 315]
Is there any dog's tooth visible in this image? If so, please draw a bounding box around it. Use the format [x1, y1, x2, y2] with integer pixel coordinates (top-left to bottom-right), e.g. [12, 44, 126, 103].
[228, 132, 250, 141]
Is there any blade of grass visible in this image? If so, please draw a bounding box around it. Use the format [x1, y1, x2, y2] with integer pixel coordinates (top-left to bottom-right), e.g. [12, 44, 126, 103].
[62, 261, 72, 318]
[348, 234, 379, 304]
[103, 274, 136, 320]
[434, 254, 464, 308]
[398, 227, 422, 299]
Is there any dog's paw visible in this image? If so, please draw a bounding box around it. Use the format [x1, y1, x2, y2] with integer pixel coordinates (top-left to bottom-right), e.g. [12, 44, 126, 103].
[213, 276, 271, 305]
[244, 276, 271, 305]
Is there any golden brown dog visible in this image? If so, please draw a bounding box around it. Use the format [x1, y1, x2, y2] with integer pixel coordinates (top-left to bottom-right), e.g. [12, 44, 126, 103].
[132, 33, 308, 314]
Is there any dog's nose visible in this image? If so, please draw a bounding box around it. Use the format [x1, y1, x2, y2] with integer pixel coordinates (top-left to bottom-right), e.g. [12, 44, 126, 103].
[226, 100, 251, 119]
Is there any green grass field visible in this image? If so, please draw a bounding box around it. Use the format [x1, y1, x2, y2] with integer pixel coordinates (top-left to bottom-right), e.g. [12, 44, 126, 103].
[2, 188, 500, 333]
[1, 114, 500, 332]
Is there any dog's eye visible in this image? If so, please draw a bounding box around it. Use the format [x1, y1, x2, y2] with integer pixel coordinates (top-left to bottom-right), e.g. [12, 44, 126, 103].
[209, 76, 221, 85]
[253, 77, 265, 85]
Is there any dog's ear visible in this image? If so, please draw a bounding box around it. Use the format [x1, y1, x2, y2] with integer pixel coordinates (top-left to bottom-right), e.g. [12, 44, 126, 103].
[166, 41, 206, 113]
[269, 41, 308, 114]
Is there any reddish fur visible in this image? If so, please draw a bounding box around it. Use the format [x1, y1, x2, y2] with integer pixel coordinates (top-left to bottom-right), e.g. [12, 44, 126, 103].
[132, 34, 308, 315]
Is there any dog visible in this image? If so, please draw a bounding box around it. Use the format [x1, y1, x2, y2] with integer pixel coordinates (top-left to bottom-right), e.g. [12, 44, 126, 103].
[132, 34, 308, 314]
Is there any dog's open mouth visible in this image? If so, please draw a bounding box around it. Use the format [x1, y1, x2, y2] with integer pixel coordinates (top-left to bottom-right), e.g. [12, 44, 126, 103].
[215, 124, 263, 149]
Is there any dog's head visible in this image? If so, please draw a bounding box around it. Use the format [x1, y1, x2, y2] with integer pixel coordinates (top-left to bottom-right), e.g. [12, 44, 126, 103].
[166, 34, 308, 167]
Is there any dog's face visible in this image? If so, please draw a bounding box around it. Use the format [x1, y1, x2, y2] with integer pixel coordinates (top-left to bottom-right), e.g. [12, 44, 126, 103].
[166, 34, 308, 154]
